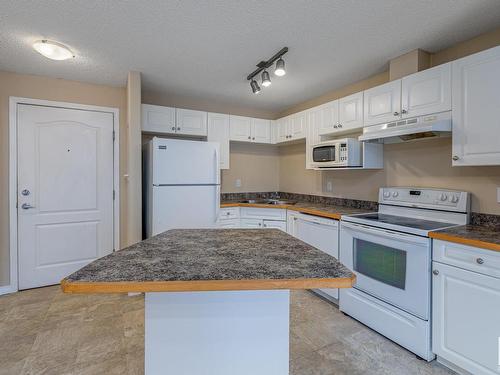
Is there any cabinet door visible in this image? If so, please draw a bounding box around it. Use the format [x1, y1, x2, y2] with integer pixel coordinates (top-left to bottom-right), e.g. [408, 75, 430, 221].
[141, 104, 176, 134]
[401, 63, 451, 119]
[251, 118, 271, 143]
[277, 117, 290, 142]
[290, 113, 307, 139]
[363, 80, 401, 126]
[318, 100, 339, 135]
[452, 46, 500, 166]
[432, 261, 500, 375]
[262, 220, 287, 232]
[229, 115, 252, 142]
[176, 108, 207, 136]
[207, 113, 230, 170]
[306, 109, 321, 169]
[338, 92, 363, 131]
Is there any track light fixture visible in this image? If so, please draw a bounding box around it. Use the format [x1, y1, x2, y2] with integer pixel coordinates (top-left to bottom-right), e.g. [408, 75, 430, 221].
[247, 47, 288, 94]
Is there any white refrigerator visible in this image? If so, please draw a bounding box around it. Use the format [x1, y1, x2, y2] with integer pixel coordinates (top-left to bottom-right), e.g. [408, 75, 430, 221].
[143, 137, 220, 237]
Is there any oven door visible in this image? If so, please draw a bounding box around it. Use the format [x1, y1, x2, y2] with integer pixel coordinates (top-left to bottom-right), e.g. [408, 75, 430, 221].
[340, 221, 431, 320]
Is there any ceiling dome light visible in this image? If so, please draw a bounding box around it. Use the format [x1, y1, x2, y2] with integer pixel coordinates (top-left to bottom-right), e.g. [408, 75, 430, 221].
[33, 40, 74, 61]
[274, 57, 286, 76]
[261, 70, 271, 87]
[250, 79, 261, 94]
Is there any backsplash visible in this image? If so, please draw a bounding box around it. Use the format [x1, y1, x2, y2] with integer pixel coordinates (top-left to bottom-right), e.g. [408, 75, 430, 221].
[470, 212, 500, 229]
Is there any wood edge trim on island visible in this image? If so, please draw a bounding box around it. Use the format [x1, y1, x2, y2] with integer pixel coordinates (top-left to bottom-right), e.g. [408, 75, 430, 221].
[61, 275, 356, 294]
[429, 232, 500, 252]
[219, 203, 342, 220]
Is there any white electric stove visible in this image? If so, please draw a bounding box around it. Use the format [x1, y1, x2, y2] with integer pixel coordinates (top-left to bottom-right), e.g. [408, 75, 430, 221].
[339, 187, 470, 361]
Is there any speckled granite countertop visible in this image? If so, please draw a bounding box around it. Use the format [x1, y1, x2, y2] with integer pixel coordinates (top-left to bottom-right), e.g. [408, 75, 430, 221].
[221, 200, 374, 220]
[430, 225, 500, 252]
[62, 229, 355, 293]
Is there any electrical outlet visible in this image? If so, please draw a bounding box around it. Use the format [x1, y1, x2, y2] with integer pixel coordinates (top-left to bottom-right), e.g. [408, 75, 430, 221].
[326, 181, 333, 192]
[235, 179, 242, 188]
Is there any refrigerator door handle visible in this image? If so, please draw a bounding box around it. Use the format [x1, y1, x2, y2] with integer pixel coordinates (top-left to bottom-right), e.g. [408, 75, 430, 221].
[215, 185, 220, 224]
[214, 147, 220, 184]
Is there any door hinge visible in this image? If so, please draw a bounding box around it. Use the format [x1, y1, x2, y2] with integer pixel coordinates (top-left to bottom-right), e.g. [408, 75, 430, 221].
[112, 130, 115, 141]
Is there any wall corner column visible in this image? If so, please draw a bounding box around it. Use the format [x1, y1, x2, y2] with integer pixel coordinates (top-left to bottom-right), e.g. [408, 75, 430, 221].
[126, 71, 142, 246]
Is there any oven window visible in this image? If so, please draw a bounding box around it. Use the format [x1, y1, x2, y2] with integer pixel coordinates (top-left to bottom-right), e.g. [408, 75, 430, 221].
[313, 146, 335, 162]
[353, 239, 407, 290]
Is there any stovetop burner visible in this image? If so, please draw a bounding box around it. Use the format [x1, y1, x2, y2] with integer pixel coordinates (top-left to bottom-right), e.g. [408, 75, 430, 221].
[352, 213, 457, 231]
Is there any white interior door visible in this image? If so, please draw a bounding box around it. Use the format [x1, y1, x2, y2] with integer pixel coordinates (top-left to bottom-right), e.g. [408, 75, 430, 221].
[17, 104, 115, 290]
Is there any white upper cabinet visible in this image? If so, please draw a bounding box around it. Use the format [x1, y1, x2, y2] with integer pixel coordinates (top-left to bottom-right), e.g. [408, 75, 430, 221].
[277, 117, 290, 142]
[207, 112, 230, 170]
[452, 46, 500, 166]
[338, 92, 364, 131]
[229, 115, 252, 141]
[142, 104, 176, 134]
[363, 80, 401, 126]
[305, 109, 321, 169]
[229, 115, 271, 143]
[318, 100, 339, 135]
[175, 108, 208, 136]
[401, 63, 451, 119]
[251, 118, 271, 143]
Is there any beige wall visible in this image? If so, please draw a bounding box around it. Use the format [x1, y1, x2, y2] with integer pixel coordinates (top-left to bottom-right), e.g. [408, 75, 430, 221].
[221, 143, 280, 193]
[279, 139, 500, 214]
[0, 70, 128, 286]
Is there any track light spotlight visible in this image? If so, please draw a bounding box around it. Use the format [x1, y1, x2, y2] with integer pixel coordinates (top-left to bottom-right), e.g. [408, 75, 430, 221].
[250, 79, 261, 94]
[274, 57, 286, 77]
[261, 70, 271, 87]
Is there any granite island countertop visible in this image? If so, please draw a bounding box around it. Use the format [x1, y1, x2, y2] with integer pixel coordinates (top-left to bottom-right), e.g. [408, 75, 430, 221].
[429, 224, 500, 252]
[61, 229, 355, 293]
[221, 200, 374, 220]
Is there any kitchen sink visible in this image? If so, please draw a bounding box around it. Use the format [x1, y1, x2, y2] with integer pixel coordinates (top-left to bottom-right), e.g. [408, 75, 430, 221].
[237, 199, 296, 205]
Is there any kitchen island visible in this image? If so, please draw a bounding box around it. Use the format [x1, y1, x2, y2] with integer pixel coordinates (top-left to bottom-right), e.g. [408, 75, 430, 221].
[62, 229, 355, 375]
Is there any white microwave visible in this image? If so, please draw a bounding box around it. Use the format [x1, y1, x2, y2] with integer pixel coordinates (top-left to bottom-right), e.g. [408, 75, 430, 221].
[311, 138, 362, 168]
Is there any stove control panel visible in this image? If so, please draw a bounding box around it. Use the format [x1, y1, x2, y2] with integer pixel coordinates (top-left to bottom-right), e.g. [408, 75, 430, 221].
[379, 187, 470, 213]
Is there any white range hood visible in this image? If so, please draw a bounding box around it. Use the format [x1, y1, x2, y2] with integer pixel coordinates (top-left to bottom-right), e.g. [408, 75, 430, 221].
[359, 111, 451, 144]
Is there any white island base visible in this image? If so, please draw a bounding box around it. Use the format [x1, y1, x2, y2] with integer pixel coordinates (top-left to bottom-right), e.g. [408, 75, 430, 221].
[145, 289, 290, 375]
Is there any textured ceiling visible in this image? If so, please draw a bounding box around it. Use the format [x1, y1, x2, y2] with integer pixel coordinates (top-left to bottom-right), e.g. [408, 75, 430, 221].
[1, 0, 500, 113]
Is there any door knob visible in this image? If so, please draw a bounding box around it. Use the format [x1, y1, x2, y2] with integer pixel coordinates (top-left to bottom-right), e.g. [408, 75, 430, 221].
[21, 189, 30, 196]
[21, 203, 35, 210]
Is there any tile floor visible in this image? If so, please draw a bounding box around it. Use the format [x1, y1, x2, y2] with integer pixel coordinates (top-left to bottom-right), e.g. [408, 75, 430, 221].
[0, 287, 455, 375]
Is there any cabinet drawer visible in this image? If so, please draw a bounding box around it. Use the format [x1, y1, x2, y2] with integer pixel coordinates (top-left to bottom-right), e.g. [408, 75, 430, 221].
[218, 207, 240, 220]
[217, 219, 240, 228]
[240, 207, 286, 221]
[240, 218, 263, 228]
[262, 220, 287, 232]
[433, 239, 500, 278]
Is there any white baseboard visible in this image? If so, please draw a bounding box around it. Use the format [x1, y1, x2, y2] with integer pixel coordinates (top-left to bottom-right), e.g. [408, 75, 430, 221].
[0, 285, 17, 296]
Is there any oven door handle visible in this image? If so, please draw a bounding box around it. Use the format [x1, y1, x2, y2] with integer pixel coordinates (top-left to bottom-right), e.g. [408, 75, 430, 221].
[341, 221, 429, 245]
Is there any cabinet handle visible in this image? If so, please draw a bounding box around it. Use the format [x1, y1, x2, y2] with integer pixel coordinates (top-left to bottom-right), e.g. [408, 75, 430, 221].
[248, 136, 251, 140]
[258, 223, 262, 226]
[401, 109, 408, 114]
[334, 125, 338, 129]
[252, 137, 255, 140]
[393, 111, 400, 116]
[432, 270, 439, 275]
[452, 155, 459, 161]
[171, 126, 175, 131]
[177, 127, 181, 131]
[338, 124, 343, 128]
[476, 258, 484, 265]
[263, 224, 267, 227]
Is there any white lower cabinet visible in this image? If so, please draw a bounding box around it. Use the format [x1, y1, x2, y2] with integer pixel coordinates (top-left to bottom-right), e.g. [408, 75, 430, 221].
[217, 207, 287, 231]
[287, 211, 339, 299]
[262, 220, 287, 231]
[432, 240, 500, 375]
